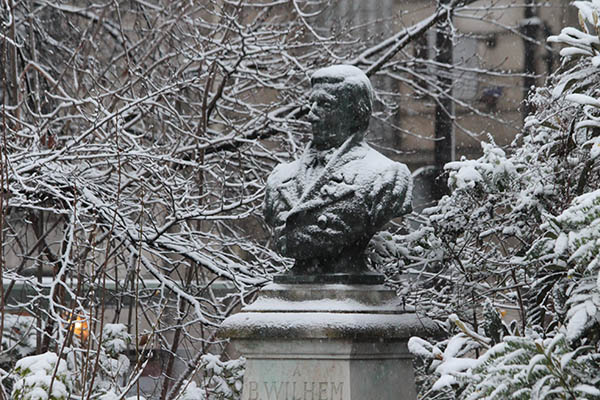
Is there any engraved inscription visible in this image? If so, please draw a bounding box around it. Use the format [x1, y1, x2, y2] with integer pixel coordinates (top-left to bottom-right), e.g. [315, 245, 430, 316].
[246, 381, 344, 400]
[249, 381, 259, 399]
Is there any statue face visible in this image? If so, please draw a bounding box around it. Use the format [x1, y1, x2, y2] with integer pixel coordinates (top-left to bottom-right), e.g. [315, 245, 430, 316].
[307, 84, 353, 150]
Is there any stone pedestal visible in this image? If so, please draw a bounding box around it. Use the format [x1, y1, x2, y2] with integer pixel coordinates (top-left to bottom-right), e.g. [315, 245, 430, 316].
[220, 280, 436, 400]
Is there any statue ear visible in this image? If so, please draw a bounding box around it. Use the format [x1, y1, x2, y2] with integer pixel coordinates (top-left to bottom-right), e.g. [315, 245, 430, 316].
[352, 97, 370, 131]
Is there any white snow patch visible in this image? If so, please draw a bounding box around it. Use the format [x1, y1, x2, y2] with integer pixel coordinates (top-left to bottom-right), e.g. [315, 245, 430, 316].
[451, 165, 483, 189]
[408, 336, 442, 359]
[12, 352, 70, 400]
[554, 232, 569, 255]
[575, 383, 600, 396]
[566, 307, 590, 341]
[565, 93, 600, 107]
[244, 297, 408, 312]
[432, 374, 457, 390]
[312, 65, 373, 93]
[434, 357, 477, 375]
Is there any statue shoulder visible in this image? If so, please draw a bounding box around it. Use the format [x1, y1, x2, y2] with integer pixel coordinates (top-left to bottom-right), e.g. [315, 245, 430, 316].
[266, 159, 301, 187]
[353, 145, 411, 181]
[356, 145, 413, 215]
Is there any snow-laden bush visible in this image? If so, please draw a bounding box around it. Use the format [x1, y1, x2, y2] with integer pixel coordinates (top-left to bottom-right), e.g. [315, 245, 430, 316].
[396, 0, 600, 398]
[7, 321, 242, 400]
[0, 314, 36, 365]
[199, 353, 245, 400]
[164, 353, 245, 400]
[98, 390, 147, 400]
[9, 323, 133, 400]
[11, 352, 72, 400]
[94, 323, 132, 396]
[178, 381, 207, 400]
[528, 189, 600, 343]
[462, 333, 600, 399]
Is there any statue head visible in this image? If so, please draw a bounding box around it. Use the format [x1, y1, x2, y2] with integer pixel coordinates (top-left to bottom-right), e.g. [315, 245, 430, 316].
[308, 65, 374, 150]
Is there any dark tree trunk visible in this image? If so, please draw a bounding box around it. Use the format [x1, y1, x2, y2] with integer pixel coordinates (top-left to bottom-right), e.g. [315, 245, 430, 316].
[522, 0, 539, 120]
[433, 10, 454, 200]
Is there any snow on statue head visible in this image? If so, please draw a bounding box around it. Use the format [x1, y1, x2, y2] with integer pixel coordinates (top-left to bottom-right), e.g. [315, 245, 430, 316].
[264, 64, 413, 283]
[308, 65, 374, 150]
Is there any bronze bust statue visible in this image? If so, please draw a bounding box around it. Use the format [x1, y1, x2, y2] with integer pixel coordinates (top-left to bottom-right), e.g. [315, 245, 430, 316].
[264, 65, 413, 280]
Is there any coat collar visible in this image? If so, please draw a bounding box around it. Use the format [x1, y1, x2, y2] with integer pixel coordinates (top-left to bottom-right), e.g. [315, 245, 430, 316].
[299, 133, 367, 174]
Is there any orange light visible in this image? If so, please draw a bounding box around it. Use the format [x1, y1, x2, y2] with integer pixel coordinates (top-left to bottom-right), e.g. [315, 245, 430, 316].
[66, 313, 89, 342]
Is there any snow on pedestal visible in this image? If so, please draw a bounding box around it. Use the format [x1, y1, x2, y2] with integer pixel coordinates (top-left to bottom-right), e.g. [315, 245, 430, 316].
[220, 282, 437, 400]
